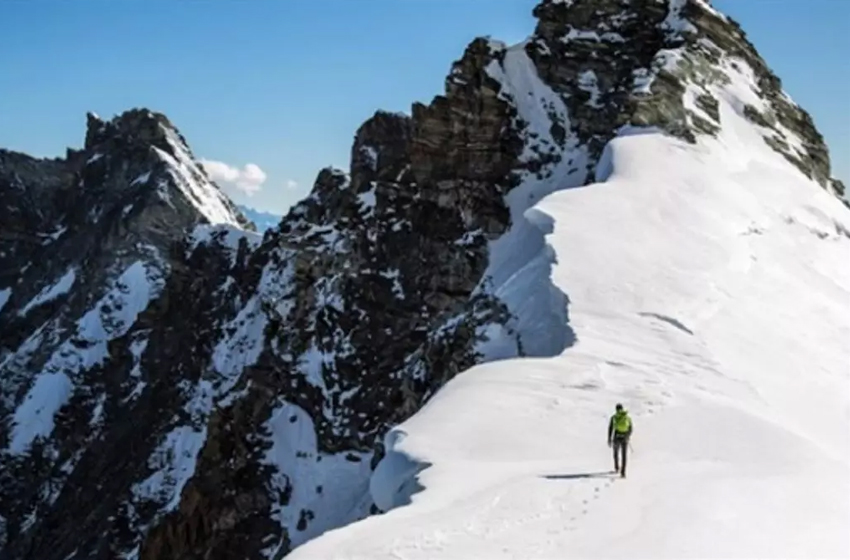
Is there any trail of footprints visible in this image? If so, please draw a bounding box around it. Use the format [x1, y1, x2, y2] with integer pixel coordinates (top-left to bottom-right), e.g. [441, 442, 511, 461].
[569, 475, 616, 525]
[529, 475, 619, 556]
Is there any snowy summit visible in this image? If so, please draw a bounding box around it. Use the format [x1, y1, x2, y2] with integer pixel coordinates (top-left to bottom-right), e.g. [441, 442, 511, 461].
[0, 0, 848, 559]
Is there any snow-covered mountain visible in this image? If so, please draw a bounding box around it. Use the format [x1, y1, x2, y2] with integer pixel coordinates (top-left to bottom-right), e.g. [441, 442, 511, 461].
[288, 1, 850, 558]
[237, 205, 283, 232]
[1, 0, 848, 559]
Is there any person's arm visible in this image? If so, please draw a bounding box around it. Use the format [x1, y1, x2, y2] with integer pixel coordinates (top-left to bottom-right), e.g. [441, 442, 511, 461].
[607, 416, 614, 445]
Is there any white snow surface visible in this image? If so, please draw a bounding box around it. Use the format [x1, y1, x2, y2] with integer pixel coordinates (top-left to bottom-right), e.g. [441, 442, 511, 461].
[18, 268, 76, 316]
[261, 401, 373, 558]
[288, 48, 850, 560]
[131, 425, 207, 513]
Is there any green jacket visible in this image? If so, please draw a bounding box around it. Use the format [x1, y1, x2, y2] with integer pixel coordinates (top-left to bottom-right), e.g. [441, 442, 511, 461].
[608, 410, 633, 442]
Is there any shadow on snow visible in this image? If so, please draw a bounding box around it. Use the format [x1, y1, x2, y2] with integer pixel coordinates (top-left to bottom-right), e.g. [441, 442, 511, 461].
[540, 471, 618, 480]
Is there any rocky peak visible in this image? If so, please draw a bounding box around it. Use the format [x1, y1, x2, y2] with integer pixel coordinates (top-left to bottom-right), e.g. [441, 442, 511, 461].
[0, 150, 76, 289]
[0, 105, 261, 559]
[526, 0, 843, 198]
[410, 37, 523, 235]
[84, 111, 106, 148]
[350, 110, 411, 185]
[81, 109, 248, 228]
[680, 2, 836, 189]
[0, 61, 521, 557]
[84, 108, 183, 155]
[112, 25, 531, 558]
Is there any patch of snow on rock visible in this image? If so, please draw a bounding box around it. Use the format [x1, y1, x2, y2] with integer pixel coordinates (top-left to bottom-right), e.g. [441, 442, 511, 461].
[18, 268, 77, 316]
[261, 401, 372, 557]
[8, 260, 165, 455]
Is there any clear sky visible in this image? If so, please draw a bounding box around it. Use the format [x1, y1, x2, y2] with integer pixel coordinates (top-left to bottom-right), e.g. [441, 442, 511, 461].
[1, 0, 847, 214]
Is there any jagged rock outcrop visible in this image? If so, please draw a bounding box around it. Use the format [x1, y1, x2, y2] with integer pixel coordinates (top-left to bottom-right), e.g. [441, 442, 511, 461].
[525, 0, 842, 195]
[0, 109, 253, 558]
[131, 36, 528, 559]
[0, 1, 846, 559]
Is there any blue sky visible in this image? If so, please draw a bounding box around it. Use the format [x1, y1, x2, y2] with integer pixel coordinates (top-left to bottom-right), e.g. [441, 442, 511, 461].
[1, 1, 847, 214]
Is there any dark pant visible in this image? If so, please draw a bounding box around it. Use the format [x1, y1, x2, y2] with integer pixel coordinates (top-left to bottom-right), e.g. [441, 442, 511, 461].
[613, 436, 628, 474]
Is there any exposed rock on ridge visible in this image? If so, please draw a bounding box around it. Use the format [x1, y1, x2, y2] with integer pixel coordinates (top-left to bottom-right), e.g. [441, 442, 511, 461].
[525, 0, 844, 198]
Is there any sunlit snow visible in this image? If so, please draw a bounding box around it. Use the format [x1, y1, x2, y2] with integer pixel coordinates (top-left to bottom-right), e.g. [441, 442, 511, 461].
[289, 29, 850, 560]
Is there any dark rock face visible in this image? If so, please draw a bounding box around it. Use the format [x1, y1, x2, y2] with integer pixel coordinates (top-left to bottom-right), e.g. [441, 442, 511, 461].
[0, 110, 252, 558]
[530, 0, 675, 163]
[133, 36, 526, 560]
[0, 1, 846, 559]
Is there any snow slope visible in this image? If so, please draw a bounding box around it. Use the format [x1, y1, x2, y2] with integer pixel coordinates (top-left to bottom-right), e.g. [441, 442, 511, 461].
[7, 259, 167, 455]
[288, 43, 850, 560]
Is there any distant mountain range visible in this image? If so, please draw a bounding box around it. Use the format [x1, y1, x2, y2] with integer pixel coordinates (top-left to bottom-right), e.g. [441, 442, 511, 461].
[237, 204, 282, 231]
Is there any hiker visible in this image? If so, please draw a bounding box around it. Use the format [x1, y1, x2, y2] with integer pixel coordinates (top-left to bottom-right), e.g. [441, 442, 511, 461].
[607, 403, 632, 478]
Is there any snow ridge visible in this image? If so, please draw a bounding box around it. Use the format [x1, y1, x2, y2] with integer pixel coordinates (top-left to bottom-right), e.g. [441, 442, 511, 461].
[287, 1, 850, 558]
[479, 43, 588, 358]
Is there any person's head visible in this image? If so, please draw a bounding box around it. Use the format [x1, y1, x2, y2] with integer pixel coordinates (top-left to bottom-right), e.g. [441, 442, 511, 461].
[615, 403, 623, 412]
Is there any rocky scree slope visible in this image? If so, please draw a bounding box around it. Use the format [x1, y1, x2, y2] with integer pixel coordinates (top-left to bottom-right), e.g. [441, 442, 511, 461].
[1, 0, 847, 558]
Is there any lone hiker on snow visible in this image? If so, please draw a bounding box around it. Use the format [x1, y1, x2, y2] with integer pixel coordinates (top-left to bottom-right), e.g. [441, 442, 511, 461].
[608, 403, 632, 478]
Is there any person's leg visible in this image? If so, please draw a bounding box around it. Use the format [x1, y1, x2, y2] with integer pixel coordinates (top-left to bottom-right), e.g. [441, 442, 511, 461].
[612, 440, 620, 472]
[620, 439, 628, 477]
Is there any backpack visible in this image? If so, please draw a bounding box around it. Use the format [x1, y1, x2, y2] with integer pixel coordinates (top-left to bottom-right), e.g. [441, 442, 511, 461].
[613, 411, 631, 434]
